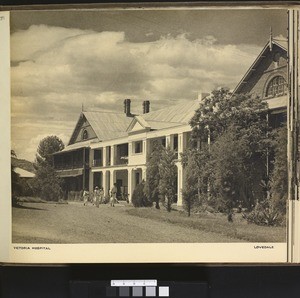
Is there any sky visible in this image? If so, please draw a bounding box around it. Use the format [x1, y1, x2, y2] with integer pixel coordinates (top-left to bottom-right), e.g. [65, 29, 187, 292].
[10, 8, 287, 161]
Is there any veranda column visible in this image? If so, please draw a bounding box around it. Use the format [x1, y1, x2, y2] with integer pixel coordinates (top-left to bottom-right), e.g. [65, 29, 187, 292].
[111, 145, 115, 166]
[128, 168, 133, 202]
[142, 166, 147, 181]
[104, 170, 109, 196]
[89, 171, 94, 193]
[177, 163, 183, 207]
[165, 135, 171, 148]
[89, 148, 94, 167]
[110, 170, 116, 189]
[178, 133, 183, 154]
[102, 147, 107, 167]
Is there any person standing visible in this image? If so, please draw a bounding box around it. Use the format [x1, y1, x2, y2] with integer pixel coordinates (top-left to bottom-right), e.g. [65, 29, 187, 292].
[110, 183, 117, 207]
[99, 187, 104, 204]
[94, 186, 101, 208]
[83, 189, 89, 206]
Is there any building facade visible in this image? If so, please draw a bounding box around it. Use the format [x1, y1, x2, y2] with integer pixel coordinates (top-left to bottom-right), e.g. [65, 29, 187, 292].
[53, 38, 288, 205]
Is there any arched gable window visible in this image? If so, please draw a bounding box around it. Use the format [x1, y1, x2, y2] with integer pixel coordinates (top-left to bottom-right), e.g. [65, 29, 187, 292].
[82, 129, 89, 140]
[266, 76, 286, 98]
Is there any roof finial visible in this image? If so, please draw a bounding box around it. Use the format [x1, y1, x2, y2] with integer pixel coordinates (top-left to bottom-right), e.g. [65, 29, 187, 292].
[82, 102, 84, 112]
[269, 26, 273, 51]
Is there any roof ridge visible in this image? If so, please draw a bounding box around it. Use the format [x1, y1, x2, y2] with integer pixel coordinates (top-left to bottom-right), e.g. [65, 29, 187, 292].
[84, 110, 126, 115]
[147, 119, 185, 124]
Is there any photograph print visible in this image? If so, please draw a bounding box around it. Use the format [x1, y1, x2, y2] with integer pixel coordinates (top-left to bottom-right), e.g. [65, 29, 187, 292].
[11, 7, 288, 245]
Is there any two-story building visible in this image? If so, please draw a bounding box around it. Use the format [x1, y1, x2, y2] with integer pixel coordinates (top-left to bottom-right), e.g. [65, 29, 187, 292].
[53, 37, 288, 205]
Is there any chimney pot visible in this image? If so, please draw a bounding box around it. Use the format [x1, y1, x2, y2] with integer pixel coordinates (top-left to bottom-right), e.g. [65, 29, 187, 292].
[124, 99, 131, 116]
[143, 100, 150, 114]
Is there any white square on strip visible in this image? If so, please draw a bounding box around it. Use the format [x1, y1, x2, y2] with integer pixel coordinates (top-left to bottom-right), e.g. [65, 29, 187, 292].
[159, 286, 169, 297]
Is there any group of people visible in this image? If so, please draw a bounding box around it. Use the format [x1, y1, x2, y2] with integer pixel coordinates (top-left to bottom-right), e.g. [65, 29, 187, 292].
[83, 183, 118, 207]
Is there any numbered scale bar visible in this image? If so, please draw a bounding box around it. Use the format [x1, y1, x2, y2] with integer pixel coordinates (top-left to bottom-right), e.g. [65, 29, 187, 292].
[111, 280, 157, 287]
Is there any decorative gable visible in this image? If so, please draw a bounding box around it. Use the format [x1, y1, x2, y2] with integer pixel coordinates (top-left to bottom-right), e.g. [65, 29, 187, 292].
[127, 115, 151, 134]
[233, 40, 287, 100]
[68, 113, 98, 145]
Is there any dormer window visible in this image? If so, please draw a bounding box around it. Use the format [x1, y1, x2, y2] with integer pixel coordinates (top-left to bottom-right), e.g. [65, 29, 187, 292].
[266, 76, 286, 98]
[82, 129, 89, 140]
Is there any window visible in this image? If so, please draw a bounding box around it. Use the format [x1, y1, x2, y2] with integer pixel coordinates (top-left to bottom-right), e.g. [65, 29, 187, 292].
[82, 129, 89, 140]
[134, 141, 143, 154]
[266, 76, 286, 98]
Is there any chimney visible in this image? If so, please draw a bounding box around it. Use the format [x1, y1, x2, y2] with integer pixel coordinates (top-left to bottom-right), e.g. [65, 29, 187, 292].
[124, 99, 131, 116]
[143, 100, 150, 114]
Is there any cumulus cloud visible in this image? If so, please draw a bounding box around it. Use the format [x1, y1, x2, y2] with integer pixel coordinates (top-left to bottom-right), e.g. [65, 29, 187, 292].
[11, 24, 261, 160]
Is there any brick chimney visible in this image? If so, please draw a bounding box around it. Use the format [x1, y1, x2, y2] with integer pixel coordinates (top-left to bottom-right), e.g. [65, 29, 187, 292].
[143, 100, 150, 114]
[124, 99, 131, 116]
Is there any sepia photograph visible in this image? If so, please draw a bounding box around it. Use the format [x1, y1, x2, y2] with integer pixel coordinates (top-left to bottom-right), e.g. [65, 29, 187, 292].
[10, 7, 288, 246]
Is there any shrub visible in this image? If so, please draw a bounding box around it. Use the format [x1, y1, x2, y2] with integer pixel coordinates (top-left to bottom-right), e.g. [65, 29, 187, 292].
[132, 182, 152, 208]
[242, 200, 284, 226]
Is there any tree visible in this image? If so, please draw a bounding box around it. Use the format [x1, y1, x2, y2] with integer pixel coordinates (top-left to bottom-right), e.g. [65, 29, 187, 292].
[158, 146, 177, 212]
[33, 136, 64, 201]
[11, 150, 21, 205]
[36, 135, 64, 164]
[144, 141, 164, 209]
[182, 148, 210, 216]
[132, 181, 152, 207]
[270, 126, 288, 214]
[188, 88, 271, 213]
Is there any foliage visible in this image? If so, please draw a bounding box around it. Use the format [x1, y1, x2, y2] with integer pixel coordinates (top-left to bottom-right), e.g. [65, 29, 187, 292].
[33, 136, 64, 201]
[270, 126, 288, 215]
[190, 88, 269, 144]
[132, 181, 153, 208]
[158, 146, 177, 212]
[187, 88, 271, 215]
[11, 150, 21, 205]
[144, 141, 163, 209]
[36, 135, 65, 164]
[182, 148, 210, 216]
[33, 161, 64, 201]
[242, 199, 283, 226]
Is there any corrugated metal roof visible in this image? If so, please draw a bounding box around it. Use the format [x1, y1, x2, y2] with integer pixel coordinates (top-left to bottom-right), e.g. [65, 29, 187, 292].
[15, 167, 35, 178]
[143, 100, 200, 125]
[84, 111, 132, 141]
[273, 39, 287, 50]
[58, 139, 93, 153]
[147, 120, 184, 130]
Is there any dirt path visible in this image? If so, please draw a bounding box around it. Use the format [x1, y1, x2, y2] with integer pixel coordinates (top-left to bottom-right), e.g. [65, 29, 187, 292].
[12, 202, 243, 243]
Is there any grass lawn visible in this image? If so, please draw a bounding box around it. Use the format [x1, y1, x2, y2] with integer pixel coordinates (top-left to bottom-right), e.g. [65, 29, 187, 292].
[126, 207, 286, 243]
[12, 200, 286, 243]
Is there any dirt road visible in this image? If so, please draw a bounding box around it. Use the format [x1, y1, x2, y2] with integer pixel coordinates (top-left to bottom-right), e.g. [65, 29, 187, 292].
[12, 202, 243, 243]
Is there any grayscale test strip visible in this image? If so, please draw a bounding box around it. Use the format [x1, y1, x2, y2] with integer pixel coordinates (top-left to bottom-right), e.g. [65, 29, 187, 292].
[110, 280, 168, 297]
[70, 280, 208, 298]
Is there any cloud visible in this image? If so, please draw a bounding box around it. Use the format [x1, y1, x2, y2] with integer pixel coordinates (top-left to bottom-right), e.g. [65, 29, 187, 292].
[11, 24, 261, 161]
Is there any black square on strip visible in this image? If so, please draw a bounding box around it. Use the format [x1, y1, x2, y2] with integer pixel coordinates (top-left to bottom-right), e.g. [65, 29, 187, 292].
[119, 286, 130, 297]
[106, 286, 117, 297]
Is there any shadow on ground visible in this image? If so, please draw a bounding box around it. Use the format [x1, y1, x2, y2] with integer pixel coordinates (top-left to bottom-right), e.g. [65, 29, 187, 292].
[13, 203, 48, 211]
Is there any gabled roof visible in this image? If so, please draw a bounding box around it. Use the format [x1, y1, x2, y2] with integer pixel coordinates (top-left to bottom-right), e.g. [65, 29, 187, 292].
[127, 115, 151, 132]
[142, 100, 200, 125]
[233, 38, 287, 95]
[126, 100, 201, 132]
[67, 111, 133, 146]
[84, 111, 132, 141]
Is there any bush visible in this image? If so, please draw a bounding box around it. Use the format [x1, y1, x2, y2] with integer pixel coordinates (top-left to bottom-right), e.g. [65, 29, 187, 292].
[242, 200, 284, 226]
[132, 182, 152, 208]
